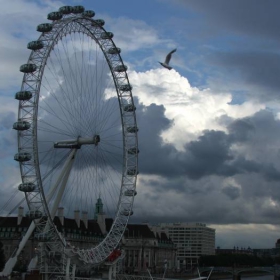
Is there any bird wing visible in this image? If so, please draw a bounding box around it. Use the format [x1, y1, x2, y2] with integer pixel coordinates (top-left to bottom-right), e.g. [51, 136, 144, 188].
[164, 48, 177, 64]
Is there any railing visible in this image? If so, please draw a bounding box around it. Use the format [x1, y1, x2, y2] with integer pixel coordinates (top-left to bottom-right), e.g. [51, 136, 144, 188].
[116, 274, 180, 280]
[199, 266, 280, 276]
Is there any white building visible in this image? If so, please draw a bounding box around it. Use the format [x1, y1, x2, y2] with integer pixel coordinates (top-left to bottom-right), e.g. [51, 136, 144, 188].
[150, 222, 215, 270]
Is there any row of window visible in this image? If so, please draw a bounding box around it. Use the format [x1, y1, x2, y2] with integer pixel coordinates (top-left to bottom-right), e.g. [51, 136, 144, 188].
[0, 226, 103, 237]
[65, 233, 102, 241]
[0, 227, 28, 232]
[0, 232, 105, 242]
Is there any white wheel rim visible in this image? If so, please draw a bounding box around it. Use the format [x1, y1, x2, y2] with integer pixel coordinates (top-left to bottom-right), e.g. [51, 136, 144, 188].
[16, 10, 138, 265]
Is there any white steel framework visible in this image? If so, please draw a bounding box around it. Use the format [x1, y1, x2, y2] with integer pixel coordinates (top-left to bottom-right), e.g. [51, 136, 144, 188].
[14, 5, 138, 273]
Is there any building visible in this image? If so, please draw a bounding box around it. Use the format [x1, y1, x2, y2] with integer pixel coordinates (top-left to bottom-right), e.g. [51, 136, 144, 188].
[120, 224, 176, 274]
[0, 200, 176, 274]
[150, 222, 215, 269]
[0, 207, 104, 271]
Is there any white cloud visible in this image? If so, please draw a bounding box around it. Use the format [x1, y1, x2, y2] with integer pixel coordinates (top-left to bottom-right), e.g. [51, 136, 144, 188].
[1, 0, 280, 250]
[129, 68, 264, 150]
[105, 16, 173, 52]
[0, 0, 63, 91]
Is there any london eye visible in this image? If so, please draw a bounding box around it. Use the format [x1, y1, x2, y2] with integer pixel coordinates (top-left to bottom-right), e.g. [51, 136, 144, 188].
[13, 5, 138, 272]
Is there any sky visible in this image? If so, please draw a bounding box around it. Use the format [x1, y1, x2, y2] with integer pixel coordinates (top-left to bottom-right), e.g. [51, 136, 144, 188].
[1, 0, 280, 250]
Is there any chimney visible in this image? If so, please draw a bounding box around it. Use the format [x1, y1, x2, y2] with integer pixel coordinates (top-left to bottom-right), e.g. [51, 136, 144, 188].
[82, 211, 88, 229]
[17, 206, 24, 225]
[57, 207, 64, 226]
[74, 210, 80, 228]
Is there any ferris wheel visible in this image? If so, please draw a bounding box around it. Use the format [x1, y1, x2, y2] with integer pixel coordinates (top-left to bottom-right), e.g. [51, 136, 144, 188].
[13, 5, 138, 268]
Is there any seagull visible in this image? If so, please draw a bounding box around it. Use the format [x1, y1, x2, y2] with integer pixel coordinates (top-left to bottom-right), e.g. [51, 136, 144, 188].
[159, 48, 177, 70]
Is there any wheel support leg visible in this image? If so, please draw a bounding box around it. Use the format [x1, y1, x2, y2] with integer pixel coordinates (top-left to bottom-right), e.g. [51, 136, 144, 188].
[71, 264, 76, 280]
[65, 257, 71, 280]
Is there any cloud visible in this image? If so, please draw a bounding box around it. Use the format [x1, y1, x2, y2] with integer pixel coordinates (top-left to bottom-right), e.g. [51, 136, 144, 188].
[0, 0, 64, 92]
[126, 67, 280, 229]
[156, 0, 280, 104]
[213, 224, 280, 249]
[174, 0, 280, 42]
[129, 68, 265, 148]
[183, 130, 236, 179]
[129, 69, 279, 182]
[207, 51, 280, 101]
[1, 0, 280, 249]
[222, 185, 241, 200]
[105, 17, 164, 52]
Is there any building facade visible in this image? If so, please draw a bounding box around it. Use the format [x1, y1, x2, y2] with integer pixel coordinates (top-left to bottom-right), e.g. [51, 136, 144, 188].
[150, 222, 215, 270]
[0, 204, 176, 274]
[120, 224, 176, 274]
[0, 207, 104, 272]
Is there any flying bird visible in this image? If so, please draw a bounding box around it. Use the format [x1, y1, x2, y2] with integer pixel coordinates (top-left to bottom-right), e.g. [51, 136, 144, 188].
[159, 48, 177, 70]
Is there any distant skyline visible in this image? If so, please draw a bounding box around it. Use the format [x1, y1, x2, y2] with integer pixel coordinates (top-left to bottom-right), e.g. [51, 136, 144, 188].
[1, 0, 280, 249]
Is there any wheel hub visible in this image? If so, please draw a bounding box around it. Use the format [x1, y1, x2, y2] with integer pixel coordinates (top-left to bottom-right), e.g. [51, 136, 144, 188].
[54, 135, 101, 148]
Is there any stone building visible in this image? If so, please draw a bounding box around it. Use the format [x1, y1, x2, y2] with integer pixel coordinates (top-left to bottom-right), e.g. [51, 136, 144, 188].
[0, 207, 104, 271]
[0, 200, 176, 274]
[150, 222, 215, 270]
[120, 224, 176, 274]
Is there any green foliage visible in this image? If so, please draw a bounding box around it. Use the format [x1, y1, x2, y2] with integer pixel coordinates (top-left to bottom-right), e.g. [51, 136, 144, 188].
[200, 254, 274, 267]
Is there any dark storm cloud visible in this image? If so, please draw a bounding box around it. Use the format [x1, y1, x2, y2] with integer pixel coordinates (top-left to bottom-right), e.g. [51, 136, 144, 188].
[170, 0, 280, 100]
[228, 118, 255, 143]
[136, 103, 280, 183]
[221, 185, 241, 200]
[183, 130, 234, 179]
[208, 51, 280, 99]
[178, 0, 280, 41]
[136, 101, 184, 176]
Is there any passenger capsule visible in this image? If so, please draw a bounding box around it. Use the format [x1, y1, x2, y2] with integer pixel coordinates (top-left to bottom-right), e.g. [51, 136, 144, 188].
[72, 6, 85, 14]
[18, 183, 35, 192]
[127, 168, 138, 176]
[14, 152, 31, 162]
[20, 64, 37, 73]
[123, 104, 136, 112]
[121, 209, 133, 216]
[100, 32, 114, 39]
[127, 126, 138, 133]
[92, 19, 104, 26]
[114, 65, 127, 72]
[47, 11, 63, 21]
[15, 91, 32, 101]
[37, 23, 52, 33]
[59, 6, 73, 14]
[128, 147, 139, 155]
[107, 47, 121, 55]
[124, 189, 137, 197]
[82, 10, 95, 18]
[27, 41, 44, 51]
[13, 121, 31, 131]
[26, 210, 43, 219]
[119, 84, 132, 92]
